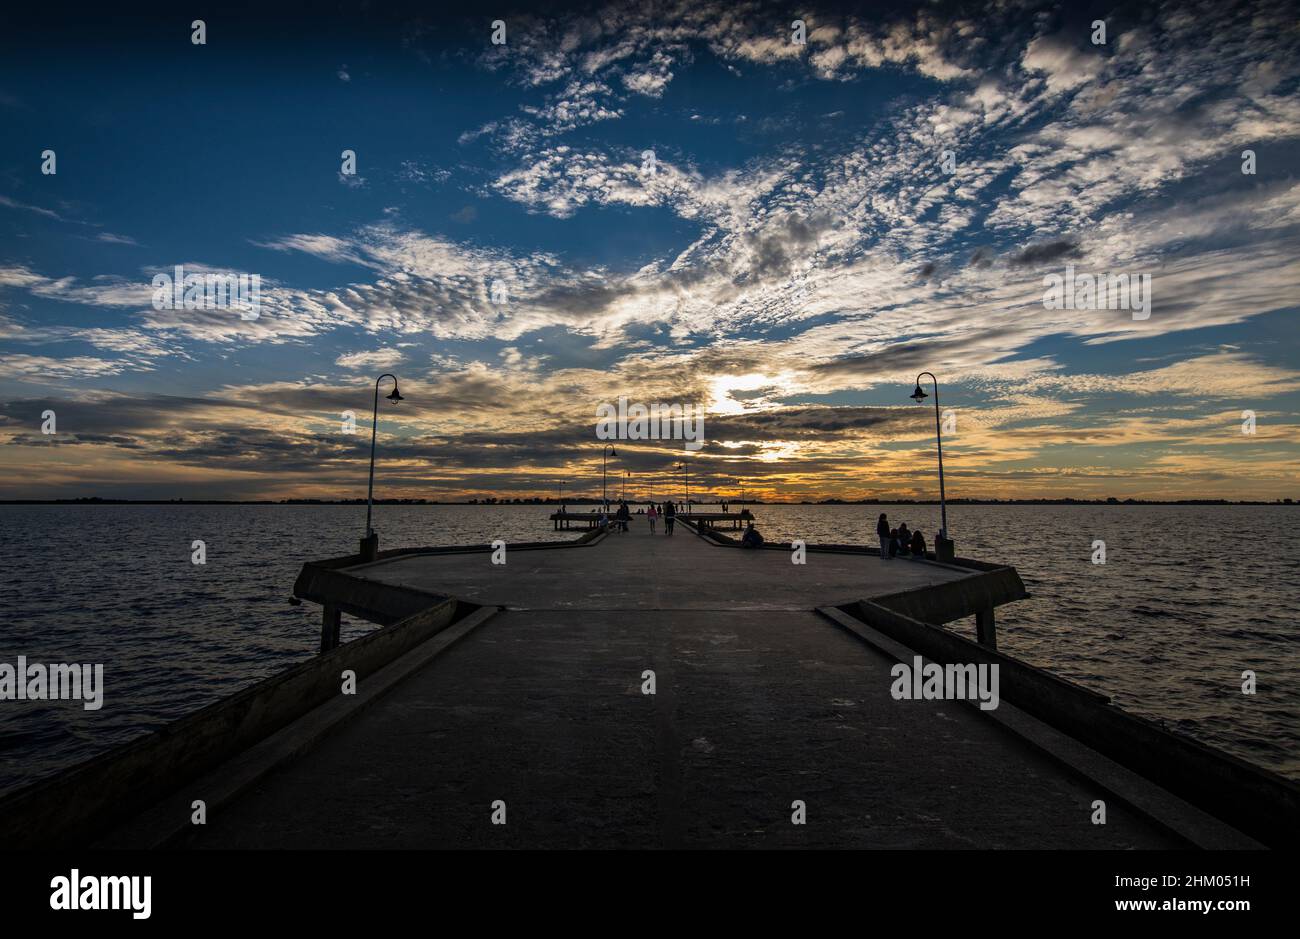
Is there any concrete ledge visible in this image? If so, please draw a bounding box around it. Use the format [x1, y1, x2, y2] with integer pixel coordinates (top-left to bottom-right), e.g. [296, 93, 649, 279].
[98, 605, 501, 849]
[816, 605, 1262, 850]
[294, 531, 607, 625]
[0, 594, 466, 849]
[294, 565, 454, 625]
[872, 569, 1028, 625]
[304, 528, 607, 574]
[833, 599, 1300, 848]
[679, 519, 1027, 625]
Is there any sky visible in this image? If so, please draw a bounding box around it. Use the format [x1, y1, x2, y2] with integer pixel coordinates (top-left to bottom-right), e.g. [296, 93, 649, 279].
[1, 0, 1298, 502]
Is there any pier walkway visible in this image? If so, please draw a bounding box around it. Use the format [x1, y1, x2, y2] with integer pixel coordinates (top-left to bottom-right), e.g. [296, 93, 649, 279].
[170, 525, 1177, 849]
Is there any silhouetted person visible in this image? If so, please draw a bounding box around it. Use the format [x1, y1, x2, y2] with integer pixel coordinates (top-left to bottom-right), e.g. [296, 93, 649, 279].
[910, 529, 926, 558]
[664, 500, 676, 536]
[616, 501, 630, 532]
[877, 513, 891, 559]
[897, 522, 911, 555]
[647, 502, 658, 533]
[741, 522, 764, 549]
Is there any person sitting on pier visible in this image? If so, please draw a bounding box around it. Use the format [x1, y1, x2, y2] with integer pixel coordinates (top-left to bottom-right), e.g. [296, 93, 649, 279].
[888, 528, 901, 557]
[647, 502, 658, 534]
[896, 522, 912, 555]
[877, 513, 891, 559]
[740, 521, 764, 549]
[909, 529, 926, 559]
[597, 509, 609, 530]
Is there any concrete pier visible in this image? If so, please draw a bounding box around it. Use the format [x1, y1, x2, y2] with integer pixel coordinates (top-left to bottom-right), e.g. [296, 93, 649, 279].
[6, 518, 1294, 850]
[550, 510, 750, 530]
[119, 526, 1167, 849]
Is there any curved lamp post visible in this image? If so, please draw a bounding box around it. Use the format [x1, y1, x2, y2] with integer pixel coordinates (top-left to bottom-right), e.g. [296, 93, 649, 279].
[910, 372, 947, 540]
[601, 445, 617, 509]
[676, 459, 690, 513]
[622, 470, 631, 502]
[365, 373, 404, 543]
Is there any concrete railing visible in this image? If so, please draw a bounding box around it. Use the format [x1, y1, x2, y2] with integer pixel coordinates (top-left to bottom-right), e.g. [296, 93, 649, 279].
[0, 594, 467, 849]
[838, 598, 1300, 848]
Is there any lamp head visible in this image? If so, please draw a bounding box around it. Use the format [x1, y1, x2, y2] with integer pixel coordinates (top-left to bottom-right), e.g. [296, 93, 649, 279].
[386, 384, 404, 403]
[910, 384, 928, 402]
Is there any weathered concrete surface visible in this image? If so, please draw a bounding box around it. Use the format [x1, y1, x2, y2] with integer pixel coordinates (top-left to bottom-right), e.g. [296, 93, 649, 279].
[345, 521, 971, 612]
[179, 528, 1178, 849]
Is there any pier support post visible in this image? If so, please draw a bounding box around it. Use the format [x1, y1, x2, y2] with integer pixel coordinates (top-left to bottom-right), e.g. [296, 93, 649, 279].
[935, 535, 955, 563]
[320, 604, 342, 652]
[359, 533, 378, 563]
[975, 606, 996, 650]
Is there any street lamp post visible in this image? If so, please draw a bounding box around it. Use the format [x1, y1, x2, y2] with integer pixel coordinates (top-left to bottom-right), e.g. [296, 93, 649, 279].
[622, 470, 630, 502]
[910, 371, 948, 542]
[558, 480, 566, 505]
[363, 373, 404, 559]
[677, 459, 689, 513]
[601, 445, 617, 509]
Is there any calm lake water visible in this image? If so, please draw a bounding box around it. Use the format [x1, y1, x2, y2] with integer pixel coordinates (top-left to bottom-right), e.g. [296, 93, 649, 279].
[1, 503, 1296, 795]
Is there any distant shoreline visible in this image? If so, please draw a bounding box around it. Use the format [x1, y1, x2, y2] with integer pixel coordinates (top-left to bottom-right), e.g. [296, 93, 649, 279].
[1, 497, 1295, 507]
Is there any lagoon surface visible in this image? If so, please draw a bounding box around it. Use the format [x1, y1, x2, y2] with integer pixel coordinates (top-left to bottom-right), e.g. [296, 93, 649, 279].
[1, 502, 1296, 794]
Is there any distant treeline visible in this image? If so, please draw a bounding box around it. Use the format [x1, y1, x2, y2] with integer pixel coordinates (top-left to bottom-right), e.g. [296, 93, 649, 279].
[1, 496, 1295, 506]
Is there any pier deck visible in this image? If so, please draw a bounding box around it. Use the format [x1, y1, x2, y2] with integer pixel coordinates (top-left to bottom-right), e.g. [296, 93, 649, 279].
[171, 526, 1178, 849]
[353, 522, 965, 611]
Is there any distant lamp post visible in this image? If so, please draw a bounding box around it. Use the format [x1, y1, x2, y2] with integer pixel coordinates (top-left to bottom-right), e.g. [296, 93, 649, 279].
[363, 373, 403, 559]
[558, 480, 566, 505]
[910, 372, 948, 541]
[676, 459, 690, 513]
[602, 445, 617, 509]
[622, 470, 631, 502]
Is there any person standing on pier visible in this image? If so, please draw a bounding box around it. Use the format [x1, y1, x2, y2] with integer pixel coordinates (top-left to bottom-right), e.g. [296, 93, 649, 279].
[664, 500, 676, 536]
[877, 513, 891, 559]
[647, 502, 658, 534]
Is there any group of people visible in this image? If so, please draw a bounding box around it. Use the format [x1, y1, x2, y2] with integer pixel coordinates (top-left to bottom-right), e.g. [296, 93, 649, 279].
[598, 500, 678, 535]
[875, 513, 927, 559]
[585, 505, 927, 560]
[644, 501, 677, 535]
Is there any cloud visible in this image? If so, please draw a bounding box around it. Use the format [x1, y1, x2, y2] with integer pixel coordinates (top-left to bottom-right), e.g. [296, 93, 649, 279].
[7, 0, 1300, 501]
[1021, 35, 1103, 94]
[1008, 239, 1082, 267]
[0, 354, 133, 380]
[94, 232, 139, 246]
[336, 348, 405, 370]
